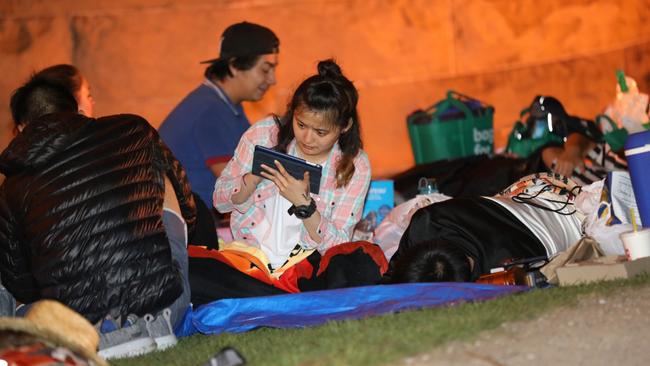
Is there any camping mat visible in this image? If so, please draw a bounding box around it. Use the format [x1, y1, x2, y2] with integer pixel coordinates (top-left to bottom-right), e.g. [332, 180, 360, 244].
[176, 282, 527, 336]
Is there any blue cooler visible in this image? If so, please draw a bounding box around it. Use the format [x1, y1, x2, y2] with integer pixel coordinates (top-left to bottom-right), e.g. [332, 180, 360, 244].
[625, 129, 650, 227]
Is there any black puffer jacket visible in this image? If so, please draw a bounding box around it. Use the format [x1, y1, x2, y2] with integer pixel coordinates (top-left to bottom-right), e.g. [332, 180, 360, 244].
[0, 112, 196, 323]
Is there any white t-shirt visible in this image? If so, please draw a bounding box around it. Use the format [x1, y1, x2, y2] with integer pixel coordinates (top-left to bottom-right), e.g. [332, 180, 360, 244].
[250, 193, 303, 269]
[485, 195, 583, 257]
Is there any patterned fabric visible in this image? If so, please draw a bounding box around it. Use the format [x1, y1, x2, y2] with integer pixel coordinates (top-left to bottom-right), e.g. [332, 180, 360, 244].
[217, 241, 315, 280]
[213, 117, 371, 256]
[570, 142, 628, 186]
[496, 172, 582, 201]
[187, 244, 312, 293]
[494, 172, 585, 224]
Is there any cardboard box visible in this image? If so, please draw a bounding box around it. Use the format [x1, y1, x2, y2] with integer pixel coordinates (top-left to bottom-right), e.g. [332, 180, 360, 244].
[556, 255, 650, 286]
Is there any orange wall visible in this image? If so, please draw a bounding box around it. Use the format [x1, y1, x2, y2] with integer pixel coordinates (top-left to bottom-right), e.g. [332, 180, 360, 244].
[2, 0, 650, 178]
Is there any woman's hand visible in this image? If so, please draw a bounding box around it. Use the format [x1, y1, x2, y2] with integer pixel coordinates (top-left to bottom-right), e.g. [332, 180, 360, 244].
[260, 160, 311, 206]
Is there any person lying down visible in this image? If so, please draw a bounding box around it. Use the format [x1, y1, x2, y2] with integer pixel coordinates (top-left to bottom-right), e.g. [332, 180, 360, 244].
[381, 172, 626, 284]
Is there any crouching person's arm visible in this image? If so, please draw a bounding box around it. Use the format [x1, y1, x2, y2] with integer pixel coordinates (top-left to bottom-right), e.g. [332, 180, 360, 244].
[541, 133, 596, 177]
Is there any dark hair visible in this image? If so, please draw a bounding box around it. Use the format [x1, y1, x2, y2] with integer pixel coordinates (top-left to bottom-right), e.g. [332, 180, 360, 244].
[204, 55, 262, 81]
[10, 76, 78, 127]
[33, 64, 83, 97]
[274, 59, 362, 188]
[390, 240, 471, 283]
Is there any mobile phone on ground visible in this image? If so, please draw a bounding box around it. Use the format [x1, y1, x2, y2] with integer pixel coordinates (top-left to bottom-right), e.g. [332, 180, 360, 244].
[251, 145, 323, 194]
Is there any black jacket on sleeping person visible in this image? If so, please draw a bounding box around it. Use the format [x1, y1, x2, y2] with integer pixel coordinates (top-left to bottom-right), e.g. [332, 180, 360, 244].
[0, 112, 196, 323]
[382, 197, 547, 282]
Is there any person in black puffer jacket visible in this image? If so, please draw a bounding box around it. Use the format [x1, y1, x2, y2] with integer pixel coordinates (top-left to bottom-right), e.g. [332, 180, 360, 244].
[0, 75, 197, 326]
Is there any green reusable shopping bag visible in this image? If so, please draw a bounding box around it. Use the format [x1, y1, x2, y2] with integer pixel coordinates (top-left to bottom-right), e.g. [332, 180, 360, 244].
[596, 114, 650, 152]
[596, 114, 628, 152]
[407, 91, 494, 164]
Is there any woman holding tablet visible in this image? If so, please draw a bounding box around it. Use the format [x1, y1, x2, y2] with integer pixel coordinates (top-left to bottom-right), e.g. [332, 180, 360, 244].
[211, 59, 382, 291]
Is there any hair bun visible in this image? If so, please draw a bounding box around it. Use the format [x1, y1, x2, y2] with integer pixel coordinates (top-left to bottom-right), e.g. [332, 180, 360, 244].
[317, 59, 342, 79]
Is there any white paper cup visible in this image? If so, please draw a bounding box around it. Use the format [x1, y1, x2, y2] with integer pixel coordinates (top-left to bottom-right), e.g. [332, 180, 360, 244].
[620, 228, 650, 261]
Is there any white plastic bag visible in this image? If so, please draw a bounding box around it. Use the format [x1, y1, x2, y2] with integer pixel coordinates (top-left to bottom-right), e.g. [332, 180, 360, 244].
[578, 172, 640, 255]
[574, 179, 603, 219]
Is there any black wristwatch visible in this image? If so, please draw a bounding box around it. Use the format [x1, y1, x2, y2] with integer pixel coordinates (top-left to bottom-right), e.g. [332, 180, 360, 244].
[288, 198, 317, 219]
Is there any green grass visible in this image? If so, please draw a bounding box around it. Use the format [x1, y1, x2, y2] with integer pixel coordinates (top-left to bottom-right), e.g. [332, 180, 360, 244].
[113, 275, 650, 366]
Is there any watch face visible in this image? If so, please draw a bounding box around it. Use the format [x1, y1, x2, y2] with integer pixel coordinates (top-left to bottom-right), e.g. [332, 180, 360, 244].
[293, 199, 317, 219]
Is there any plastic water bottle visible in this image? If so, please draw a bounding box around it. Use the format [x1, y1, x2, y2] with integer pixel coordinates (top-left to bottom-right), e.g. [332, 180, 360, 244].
[418, 177, 438, 195]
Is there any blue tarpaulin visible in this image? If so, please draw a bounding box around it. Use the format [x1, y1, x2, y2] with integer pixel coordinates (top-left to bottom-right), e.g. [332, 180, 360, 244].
[176, 282, 527, 337]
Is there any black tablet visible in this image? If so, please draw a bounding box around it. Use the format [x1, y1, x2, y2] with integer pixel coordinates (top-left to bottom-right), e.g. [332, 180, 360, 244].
[251, 145, 323, 194]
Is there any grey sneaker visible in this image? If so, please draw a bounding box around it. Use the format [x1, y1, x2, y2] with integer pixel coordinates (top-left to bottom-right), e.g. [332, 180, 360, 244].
[98, 315, 156, 359]
[145, 308, 178, 350]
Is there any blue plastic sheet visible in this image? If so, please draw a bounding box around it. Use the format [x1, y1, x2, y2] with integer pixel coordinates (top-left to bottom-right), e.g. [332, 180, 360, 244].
[176, 282, 527, 337]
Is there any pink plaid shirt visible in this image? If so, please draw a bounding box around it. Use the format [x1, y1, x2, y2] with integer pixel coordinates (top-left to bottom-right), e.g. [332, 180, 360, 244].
[213, 117, 371, 253]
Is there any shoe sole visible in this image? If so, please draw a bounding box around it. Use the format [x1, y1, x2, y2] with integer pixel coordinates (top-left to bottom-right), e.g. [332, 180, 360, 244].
[154, 334, 178, 350]
[98, 337, 157, 359]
